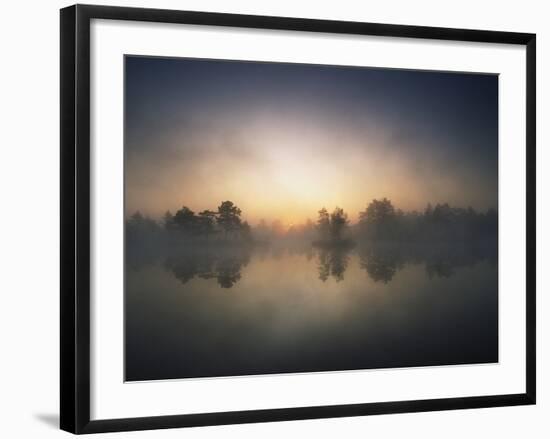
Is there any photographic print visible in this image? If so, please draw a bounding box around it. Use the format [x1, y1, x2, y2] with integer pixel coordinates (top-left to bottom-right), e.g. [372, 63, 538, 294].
[124, 56, 498, 382]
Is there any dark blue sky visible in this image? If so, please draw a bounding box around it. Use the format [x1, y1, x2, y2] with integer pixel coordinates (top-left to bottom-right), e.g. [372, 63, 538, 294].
[125, 56, 498, 223]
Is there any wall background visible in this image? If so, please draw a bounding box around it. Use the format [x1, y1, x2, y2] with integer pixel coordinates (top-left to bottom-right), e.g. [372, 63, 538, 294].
[0, 0, 546, 437]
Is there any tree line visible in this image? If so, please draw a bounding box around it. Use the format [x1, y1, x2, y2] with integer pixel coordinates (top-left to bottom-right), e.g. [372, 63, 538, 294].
[127, 197, 497, 246]
[127, 200, 252, 243]
[315, 198, 497, 243]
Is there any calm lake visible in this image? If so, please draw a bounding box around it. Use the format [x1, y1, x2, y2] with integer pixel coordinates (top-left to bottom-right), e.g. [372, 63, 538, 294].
[125, 243, 498, 381]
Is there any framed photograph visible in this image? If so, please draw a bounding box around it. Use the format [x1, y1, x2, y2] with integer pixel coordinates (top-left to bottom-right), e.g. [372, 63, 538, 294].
[60, 4, 536, 434]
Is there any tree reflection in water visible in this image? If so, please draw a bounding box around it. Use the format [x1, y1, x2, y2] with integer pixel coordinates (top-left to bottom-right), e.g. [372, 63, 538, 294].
[316, 246, 352, 282]
[165, 246, 251, 289]
[162, 242, 496, 288]
[313, 242, 496, 285]
[358, 242, 496, 283]
[358, 247, 404, 283]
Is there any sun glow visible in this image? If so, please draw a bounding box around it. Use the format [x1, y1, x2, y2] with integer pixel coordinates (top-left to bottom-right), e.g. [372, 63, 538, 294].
[125, 57, 498, 224]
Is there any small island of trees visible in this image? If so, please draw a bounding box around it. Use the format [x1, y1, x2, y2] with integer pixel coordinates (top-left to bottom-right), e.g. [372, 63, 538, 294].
[163, 200, 252, 241]
[127, 200, 252, 248]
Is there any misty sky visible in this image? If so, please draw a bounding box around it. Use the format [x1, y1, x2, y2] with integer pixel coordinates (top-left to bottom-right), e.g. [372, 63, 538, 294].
[125, 56, 498, 225]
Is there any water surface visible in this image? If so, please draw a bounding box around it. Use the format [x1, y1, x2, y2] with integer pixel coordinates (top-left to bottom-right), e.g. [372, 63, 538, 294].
[125, 243, 498, 381]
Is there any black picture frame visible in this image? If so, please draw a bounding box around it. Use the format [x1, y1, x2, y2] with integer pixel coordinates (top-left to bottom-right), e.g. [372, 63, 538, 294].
[60, 4, 536, 434]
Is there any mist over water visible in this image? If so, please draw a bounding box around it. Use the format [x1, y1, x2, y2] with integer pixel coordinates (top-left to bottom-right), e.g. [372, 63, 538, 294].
[126, 239, 497, 381]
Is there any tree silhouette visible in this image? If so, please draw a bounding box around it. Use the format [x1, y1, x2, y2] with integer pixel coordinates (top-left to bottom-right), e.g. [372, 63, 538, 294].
[424, 203, 433, 218]
[360, 198, 396, 225]
[358, 198, 399, 239]
[127, 211, 159, 235]
[315, 207, 350, 243]
[129, 211, 143, 224]
[316, 208, 330, 239]
[217, 201, 242, 239]
[163, 210, 174, 230]
[197, 210, 217, 238]
[173, 206, 197, 234]
[432, 203, 453, 223]
[330, 207, 349, 241]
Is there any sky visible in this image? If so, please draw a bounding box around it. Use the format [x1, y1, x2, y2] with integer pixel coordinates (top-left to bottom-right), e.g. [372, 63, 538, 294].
[125, 56, 498, 226]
